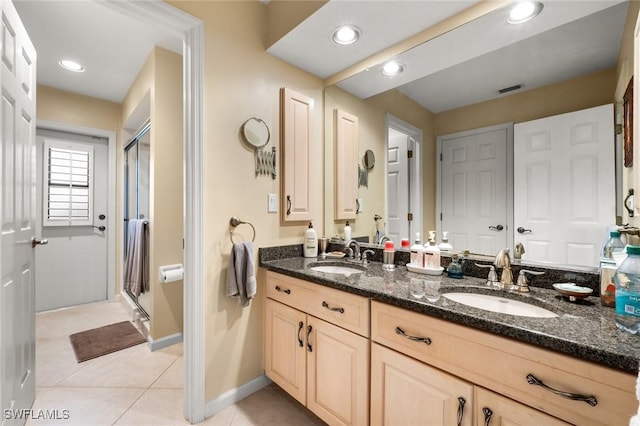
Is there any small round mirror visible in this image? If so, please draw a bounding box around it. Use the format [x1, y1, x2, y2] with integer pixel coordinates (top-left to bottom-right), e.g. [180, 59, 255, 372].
[241, 117, 270, 148]
[363, 149, 375, 170]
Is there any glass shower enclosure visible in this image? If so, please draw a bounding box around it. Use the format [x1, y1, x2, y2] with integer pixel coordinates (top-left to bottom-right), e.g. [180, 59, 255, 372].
[124, 121, 151, 318]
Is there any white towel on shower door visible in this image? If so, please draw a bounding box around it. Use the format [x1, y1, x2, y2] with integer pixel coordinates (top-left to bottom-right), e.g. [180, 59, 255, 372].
[226, 241, 256, 307]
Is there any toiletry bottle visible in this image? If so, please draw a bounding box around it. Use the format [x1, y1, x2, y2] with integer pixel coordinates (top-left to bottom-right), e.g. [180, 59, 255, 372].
[439, 231, 453, 252]
[344, 220, 352, 242]
[613, 245, 640, 334]
[304, 222, 318, 258]
[401, 238, 410, 248]
[424, 239, 441, 269]
[410, 233, 424, 267]
[603, 231, 625, 260]
[383, 241, 396, 270]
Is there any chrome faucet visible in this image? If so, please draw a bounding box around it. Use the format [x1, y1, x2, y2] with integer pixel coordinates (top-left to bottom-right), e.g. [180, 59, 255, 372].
[377, 235, 391, 245]
[494, 248, 513, 288]
[346, 239, 361, 260]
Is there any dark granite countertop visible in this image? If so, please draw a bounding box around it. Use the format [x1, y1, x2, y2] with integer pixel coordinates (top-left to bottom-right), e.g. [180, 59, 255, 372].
[259, 254, 640, 374]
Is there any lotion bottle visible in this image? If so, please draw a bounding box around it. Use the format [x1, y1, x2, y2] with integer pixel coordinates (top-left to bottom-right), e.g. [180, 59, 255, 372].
[410, 233, 424, 267]
[344, 221, 352, 242]
[439, 231, 453, 252]
[424, 239, 441, 269]
[304, 222, 318, 258]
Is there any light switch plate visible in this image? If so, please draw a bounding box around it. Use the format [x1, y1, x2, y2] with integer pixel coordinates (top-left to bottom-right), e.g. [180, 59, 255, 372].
[268, 194, 278, 213]
[357, 197, 363, 213]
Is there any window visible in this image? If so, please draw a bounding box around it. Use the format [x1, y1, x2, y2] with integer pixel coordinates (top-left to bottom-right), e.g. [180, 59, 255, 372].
[43, 139, 93, 226]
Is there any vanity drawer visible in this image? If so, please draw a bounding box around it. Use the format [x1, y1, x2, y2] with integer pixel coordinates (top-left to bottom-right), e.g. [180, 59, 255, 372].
[266, 271, 370, 337]
[371, 301, 636, 426]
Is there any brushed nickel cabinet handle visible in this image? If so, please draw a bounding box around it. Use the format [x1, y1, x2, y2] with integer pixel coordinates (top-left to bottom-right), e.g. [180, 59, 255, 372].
[297, 321, 304, 348]
[322, 301, 344, 314]
[456, 397, 466, 426]
[275, 285, 291, 294]
[482, 407, 493, 426]
[286, 195, 291, 215]
[526, 374, 597, 406]
[395, 326, 431, 345]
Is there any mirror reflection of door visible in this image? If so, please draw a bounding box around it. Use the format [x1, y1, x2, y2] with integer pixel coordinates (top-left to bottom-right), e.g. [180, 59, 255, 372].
[438, 123, 512, 255]
[386, 115, 422, 245]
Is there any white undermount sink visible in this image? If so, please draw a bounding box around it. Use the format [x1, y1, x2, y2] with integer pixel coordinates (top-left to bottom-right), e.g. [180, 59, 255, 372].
[309, 265, 364, 276]
[442, 292, 558, 318]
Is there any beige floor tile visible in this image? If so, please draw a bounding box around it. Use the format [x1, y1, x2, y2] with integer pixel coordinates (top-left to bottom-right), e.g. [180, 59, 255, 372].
[36, 336, 93, 386]
[58, 343, 177, 388]
[26, 387, 144, 426]
[152, 356, 183, 389]
[114, 388, 190, 425]
[202, 404, 237, 426]
[231, 387, 325, 426]
[157, 342, 184, 356]
[37, 300, 131, 340]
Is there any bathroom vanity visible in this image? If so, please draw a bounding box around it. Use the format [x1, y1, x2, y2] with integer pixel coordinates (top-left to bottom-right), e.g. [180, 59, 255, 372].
[260, 254, 640, 426]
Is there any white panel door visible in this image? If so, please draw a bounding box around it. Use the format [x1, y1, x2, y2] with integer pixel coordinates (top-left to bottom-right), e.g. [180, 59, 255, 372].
[387, 130, 409, 245]
[514, 104, 615, 267]
[35, 129, 108, 312]
[1, 0, 37, 423]
[440, 127, 508, 255]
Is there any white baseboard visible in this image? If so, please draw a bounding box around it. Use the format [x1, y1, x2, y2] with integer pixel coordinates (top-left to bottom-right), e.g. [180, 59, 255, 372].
[147, 332, 183, 352]
[204, 375, 272, 419]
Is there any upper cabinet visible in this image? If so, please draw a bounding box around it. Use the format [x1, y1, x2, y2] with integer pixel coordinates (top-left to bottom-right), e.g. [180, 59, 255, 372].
[334, 109, 359, 220]
[280, 87, 314, 222]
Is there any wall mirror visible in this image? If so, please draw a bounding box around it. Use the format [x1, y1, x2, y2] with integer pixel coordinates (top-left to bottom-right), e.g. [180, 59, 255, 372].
[241, 117, 270, 149]
[319, 1, 630, 269]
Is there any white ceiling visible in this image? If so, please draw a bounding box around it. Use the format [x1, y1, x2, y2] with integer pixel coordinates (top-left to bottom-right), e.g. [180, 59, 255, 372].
[13, 0, 182, 103]
[269, 0, 629, 113]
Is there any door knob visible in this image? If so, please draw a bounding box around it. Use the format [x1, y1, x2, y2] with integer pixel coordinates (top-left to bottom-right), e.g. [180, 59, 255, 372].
[31, 237, 48, 248]
[93, 226, 106, 231]
[517, 227, 532, 234]
[488, 225, 504, 231]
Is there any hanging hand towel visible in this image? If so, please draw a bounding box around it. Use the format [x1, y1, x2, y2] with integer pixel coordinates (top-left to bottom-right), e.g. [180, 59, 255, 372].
[226, 241, 256, 306]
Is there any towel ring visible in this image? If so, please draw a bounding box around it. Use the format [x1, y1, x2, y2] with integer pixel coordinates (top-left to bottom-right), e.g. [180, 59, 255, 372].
[229, 217, 256, 244]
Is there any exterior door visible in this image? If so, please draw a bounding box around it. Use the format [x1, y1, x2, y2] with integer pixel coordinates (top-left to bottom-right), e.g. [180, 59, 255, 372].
[35, 129, 109, 311]
[440, 125, 510, 255]
[1, 0, 37, 422]
[514, 104, 614, 267]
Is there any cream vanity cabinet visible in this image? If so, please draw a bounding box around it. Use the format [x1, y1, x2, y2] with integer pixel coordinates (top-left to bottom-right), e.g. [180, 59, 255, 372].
[264, 271, 370, 426]
[371, 301, 637, 426]
[280, 87, 314, 222]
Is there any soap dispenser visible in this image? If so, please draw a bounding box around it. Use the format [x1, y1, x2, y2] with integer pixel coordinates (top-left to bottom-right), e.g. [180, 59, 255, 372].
[424, 239, 441, 269]
[343, 221, 352, 242]
[304, 222, 318, 258]
[439, 231, 453, 252]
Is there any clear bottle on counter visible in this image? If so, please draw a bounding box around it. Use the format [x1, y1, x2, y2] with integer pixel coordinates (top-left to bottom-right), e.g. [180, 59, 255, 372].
[613, 245, 640, 334]
[603, 231, 625, 260]
[383, 241, 396, 270]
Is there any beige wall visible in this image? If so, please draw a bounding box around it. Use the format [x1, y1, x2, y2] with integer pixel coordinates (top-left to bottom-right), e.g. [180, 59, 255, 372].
[121, 47, 184, 340]
[169, 1, 324, 402]
[36, 85, 123, 289]
[434, 68, 616, 137]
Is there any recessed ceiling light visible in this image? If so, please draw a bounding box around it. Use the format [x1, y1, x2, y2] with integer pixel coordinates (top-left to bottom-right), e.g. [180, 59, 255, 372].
[507, 1, 543, 24]
[382, 61, 404, 77]
[59, 59, 85, 73]
[332, 25, 361, 45]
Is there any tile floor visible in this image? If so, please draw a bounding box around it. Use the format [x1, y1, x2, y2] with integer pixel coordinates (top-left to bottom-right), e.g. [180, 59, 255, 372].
[31, 299, 325, 426]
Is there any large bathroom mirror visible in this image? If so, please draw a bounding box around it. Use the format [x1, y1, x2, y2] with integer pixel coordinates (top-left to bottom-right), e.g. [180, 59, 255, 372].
[320, 0, 631, 269]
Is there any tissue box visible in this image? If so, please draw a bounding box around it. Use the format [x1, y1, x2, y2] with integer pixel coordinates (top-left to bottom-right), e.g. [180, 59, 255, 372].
[600, 264, 616, 307]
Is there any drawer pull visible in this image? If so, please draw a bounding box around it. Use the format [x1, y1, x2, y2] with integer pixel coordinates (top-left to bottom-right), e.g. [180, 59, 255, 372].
[297, 321, 304, 348]
[322, 301, 344, 314]
[482, 407, 493, 426]
[275, 285, 291, 294]
[307, 325, 313, 352]
[395, 326, 432, 345]
[456, 397, 466, 426]
[526, 374, 598, 406]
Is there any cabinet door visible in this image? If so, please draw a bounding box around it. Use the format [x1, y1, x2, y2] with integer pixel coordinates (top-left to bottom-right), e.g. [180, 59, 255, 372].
[264, 299, 307, 405]
[307, 316, 369, 426]
[371, 343, 473, 426]
[281, 87, 314, 222]
[475, 387, 570, 426]
[334, 109, 359, 220]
